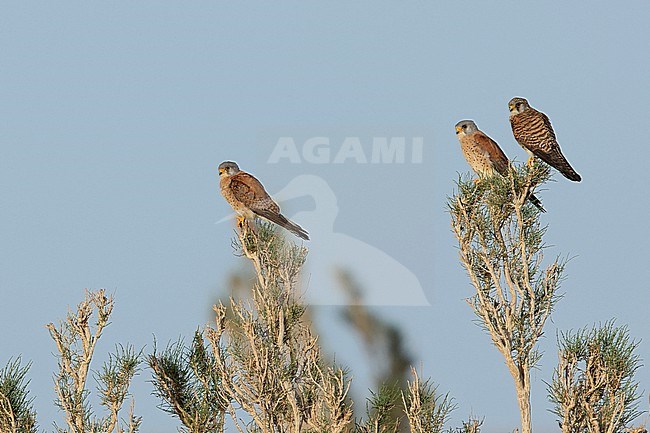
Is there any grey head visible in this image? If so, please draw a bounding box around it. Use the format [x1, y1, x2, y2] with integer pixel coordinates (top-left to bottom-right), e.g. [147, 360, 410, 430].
[455, 119, 479, 137]
[218, 161, 240, 176]
[508, 97, 530, 115]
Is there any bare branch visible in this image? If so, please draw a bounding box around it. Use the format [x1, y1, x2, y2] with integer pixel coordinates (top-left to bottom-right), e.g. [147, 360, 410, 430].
[47, 289, 141, 433]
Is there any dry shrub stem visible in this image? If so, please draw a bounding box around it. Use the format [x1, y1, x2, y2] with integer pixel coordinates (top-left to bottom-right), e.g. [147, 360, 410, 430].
[46, 289, 142, 433]
[449, 163, 561, 433]
[549, 321, 643, 433]
[149, 223, 462, 433]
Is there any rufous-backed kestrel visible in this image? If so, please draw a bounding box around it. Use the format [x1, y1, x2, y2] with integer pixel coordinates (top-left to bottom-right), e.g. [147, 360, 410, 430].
[455, 120, 545, 212]
[218, 161, 309, 240]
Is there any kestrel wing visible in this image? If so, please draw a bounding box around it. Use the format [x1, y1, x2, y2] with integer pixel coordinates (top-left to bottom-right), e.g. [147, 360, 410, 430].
[531, 145, 582, 182]
[474, 131, 510, 176]
[524, 109, 561, 156]
[539, 111, 557, 141]
[229, 172, 280, 213]
[252, 208, 310, 240]
[230, 173, 309, 240]
[528, 111, 581, 181]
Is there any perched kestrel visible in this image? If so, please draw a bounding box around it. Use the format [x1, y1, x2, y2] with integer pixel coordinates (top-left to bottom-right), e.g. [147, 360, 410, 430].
[218, 161, 309, 240]
[455, 120, 545, 212]
[509, 97, 581, 182]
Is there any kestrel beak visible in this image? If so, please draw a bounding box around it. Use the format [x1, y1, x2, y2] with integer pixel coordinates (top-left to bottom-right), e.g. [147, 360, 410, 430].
[508, 104, 515, 111]
[455, 126, 463, 134]
[218, 168, 224, 175]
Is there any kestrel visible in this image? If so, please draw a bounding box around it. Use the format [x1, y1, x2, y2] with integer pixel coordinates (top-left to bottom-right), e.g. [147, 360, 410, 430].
[509, 97, 581, 182]
[455, 120, 545, 212]
[218, 161, 309, 240]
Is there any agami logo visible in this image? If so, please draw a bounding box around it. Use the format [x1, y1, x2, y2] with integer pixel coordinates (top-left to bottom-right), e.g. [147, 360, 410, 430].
[268, 136, 424, 164]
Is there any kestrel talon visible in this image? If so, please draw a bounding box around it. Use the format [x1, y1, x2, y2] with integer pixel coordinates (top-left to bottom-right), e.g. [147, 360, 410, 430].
[218, 161, 309, 240]
[508, 97, 581, 182]
[455, 120, 545, 212]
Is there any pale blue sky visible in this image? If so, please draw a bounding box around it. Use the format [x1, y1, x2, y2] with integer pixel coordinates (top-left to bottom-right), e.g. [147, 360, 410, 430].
[2, 2, 650, 432]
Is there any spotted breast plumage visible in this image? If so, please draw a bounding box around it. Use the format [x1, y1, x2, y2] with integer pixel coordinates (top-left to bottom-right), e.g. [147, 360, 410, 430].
[218, 161, 309, 240]
[509, 97, 581, 182]
[455, 120, 545, 212]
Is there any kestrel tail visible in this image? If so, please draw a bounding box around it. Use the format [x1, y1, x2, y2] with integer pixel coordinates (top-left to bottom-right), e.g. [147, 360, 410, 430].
[508, 97, 581, 182]
[455, 120, 546, 212]
[218, 161, 309, 240]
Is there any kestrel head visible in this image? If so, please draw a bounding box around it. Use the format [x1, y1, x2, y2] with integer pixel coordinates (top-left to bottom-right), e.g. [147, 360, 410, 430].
[508, 97, 530, 116]
[218, 161, 240, 176]
[455, 120, 479, 137]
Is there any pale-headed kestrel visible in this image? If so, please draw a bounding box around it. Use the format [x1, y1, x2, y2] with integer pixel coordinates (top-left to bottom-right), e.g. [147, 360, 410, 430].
[218, 161, 309, 240]
[455, 120, 546, 212]
[509, 97, 581, 182]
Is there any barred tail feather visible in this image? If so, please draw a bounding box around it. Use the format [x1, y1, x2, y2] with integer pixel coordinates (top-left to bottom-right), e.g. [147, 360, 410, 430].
[254, 209, 310, 240]
[558, 164, 581, 182]
[527, 193, 546, 213]
[536, 151, 582, 182]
